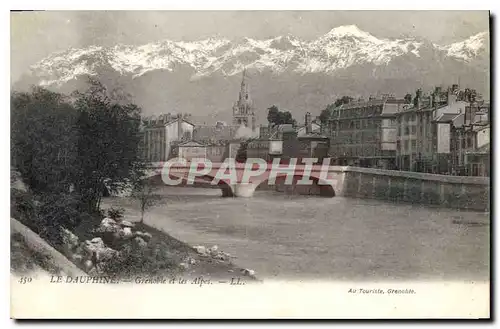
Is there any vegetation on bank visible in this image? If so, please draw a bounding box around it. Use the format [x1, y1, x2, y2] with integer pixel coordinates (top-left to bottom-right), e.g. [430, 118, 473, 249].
[11, 79, 143, 246]
[10, 80, 257, 281]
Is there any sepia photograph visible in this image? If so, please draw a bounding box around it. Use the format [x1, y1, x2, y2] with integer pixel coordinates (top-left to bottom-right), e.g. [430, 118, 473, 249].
[9, 9, 491, 319]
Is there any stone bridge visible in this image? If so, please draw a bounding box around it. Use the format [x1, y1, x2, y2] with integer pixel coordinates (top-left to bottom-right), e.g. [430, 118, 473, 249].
[144, 160, 490, 211]
[145, 160, 345, 198]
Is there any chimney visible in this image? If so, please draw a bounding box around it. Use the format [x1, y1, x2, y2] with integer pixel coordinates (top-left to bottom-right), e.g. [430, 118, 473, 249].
[177, 113, 183, 140]
[305, 112, 312, 134]
[416, 89, 422, 110]
[447, 88, 457, 105]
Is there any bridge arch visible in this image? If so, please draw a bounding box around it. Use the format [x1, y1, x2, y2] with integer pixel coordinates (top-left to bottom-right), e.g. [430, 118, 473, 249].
[253, 173, 336, 198]
[144, 173, 235, 198]
[196, 175, 235, 198]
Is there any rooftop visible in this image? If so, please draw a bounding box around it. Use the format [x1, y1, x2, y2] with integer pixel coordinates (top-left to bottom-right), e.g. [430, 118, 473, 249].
[192, 125, 239, 143]
[434, 112, 462, 123]
[142, 116, 195, 128]
[466, 143, 490, 155]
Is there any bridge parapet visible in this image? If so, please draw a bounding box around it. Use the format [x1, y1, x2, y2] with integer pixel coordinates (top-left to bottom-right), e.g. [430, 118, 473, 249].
[144, 161, 489, 210]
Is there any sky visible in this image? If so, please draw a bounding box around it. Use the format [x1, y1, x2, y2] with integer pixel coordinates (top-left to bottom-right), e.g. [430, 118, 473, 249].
[10, 11, 489, 82]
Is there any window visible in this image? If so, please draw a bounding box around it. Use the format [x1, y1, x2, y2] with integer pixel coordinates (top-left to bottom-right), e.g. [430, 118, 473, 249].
[404, 140, 409, 150]
[355, 120, 360, 129]
[404, 126, 410, 135]
[472, 164, 479, 176]
[411, 140, 417, 149]
[411, 126, 416, 135]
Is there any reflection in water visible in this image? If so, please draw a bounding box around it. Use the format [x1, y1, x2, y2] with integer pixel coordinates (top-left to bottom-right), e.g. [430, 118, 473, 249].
[103, 187, 489, 281]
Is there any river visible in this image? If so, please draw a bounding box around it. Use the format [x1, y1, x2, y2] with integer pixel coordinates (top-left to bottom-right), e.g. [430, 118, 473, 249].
[102, 187, 489, 282]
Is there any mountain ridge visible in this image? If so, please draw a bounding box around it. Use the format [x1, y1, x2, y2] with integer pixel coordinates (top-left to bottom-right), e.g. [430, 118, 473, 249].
[13, 25, 490, 124]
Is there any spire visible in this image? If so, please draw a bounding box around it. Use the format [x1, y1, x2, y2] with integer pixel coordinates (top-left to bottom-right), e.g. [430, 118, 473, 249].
[241, 67, 247, 85]
[239, 67, 250, 102]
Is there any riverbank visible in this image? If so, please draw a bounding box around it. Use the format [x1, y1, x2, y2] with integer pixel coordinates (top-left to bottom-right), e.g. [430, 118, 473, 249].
[71, 209, 258, 282]
[11, 200, 258, 283]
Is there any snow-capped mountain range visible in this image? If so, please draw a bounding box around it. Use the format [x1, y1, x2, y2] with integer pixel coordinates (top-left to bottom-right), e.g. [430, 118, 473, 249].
[14, 25, 489, 123]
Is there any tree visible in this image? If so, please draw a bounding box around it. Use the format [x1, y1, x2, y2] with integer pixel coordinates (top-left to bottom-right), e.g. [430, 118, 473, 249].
[11, 79, 145, 214]
[267, 105, 279, 127]
[404, 93, 412, 104]
[279, 111, 296, 126]
[11, 87, 79, 194]
[334, 96, 354, 107]
[132, 179, 160, 223]
[267, 105, 296, 127]
[72, 78, 144, 212]
[319, 96, 353, 125]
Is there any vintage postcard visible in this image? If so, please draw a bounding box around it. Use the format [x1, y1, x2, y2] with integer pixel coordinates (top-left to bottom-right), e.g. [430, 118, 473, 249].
[10, 10, 490, 319]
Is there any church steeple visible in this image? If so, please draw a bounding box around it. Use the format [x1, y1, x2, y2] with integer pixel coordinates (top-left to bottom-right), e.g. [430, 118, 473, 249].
[233, 68, 256, 130]
[239, 68, 250, 102]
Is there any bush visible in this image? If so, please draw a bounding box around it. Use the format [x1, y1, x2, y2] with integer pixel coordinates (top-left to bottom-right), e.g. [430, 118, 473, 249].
[107, 207, 125, 221]
[11, 188, 36, 230]
[36, 193, 92, 248]
[100, 241, 178, 279]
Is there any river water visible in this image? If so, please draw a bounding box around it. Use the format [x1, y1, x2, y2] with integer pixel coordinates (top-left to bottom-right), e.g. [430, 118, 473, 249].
[102, 187, 489, 282]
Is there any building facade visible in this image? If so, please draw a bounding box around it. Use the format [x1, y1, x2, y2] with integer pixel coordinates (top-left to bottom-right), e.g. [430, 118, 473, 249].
[327, 97, 403, 169]
[395, 85, 490, 175]
[142, 114, 195, 163]
[246, 139, 283, 162]
[451, 101, 490, 176]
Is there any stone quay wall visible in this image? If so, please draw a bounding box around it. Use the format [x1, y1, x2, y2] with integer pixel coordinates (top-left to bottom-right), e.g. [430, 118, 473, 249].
[338, 167, 490, 212]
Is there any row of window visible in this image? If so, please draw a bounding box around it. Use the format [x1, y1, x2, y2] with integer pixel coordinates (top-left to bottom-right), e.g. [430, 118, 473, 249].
[144, 139, 165, 162]
[331, 130, 379, 144]
[333, 105, 384, 119]
[400, 113, 417, 123]
[396, 140, 433, 154]
[455, 136, 474, 150]
[330, 144, 380, 157]
[399, 140, 417, 151]
[208, 147, 224, 156]
[331, 119, 382, 131]
[398, 125, 418, 136]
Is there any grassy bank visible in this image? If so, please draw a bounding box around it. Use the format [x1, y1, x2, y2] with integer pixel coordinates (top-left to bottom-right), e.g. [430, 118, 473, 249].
[71, 210, 259, 282]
